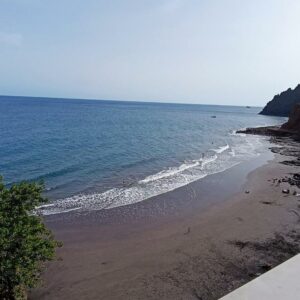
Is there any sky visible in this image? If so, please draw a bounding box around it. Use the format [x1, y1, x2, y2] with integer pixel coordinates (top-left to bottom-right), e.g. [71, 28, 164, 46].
[0, 0, 300, 106]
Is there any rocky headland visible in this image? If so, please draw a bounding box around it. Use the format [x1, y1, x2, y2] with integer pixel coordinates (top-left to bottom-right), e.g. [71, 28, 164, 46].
[260, 84, 300, 116]
[238, 104, 300, 140]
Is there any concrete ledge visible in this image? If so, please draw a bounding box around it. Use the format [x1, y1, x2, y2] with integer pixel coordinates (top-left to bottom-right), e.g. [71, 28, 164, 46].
[220, 254, 300, 300]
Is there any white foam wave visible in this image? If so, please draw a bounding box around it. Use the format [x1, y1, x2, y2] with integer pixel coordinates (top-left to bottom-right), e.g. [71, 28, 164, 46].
[202, 155, 217, 166]
[229, 149, 236, 157]
[139, 160, 200, 184]
[39, 135, 269, 215]
[36, 203, 55, 209]
[212, 144, 230, 154]
[230, 129, 247, 137]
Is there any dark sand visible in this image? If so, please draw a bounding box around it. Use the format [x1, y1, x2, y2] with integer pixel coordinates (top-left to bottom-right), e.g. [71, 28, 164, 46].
[30, 141, 300, 300]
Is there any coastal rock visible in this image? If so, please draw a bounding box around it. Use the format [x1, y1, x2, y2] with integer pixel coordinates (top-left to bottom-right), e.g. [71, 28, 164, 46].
[260, 84, 300, 116]
[236, 126, 291, 137]
[238, 104, 300, 138]
[281, 104, 300, 132]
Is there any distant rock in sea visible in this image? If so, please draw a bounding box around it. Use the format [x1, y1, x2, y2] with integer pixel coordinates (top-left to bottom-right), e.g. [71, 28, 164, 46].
[260, 84, 300, 116]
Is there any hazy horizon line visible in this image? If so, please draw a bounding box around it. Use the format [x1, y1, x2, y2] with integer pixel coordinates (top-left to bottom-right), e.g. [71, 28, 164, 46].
[0, 94, 263, 108]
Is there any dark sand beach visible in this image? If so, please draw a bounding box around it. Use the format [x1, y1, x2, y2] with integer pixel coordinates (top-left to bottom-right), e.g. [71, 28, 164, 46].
[30, 138, 300, 300]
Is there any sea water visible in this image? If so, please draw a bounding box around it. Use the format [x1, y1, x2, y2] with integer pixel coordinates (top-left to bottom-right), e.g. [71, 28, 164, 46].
[0, 96, 284, 214]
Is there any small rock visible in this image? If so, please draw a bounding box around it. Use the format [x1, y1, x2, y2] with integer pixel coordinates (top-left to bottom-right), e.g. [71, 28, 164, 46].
[293, 191, 297, 196]
[245, 190, 250, 194]
[282, 189, 290, 194]
[259, 263, 272, 272]
[184, 227, 191, 235]
[293, 174, 300, 180]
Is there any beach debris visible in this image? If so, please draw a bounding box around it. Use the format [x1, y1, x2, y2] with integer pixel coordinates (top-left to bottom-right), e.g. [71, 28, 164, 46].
[229, 232, 300, 257]
[184, 227, 191, 235]
[245, 190, 250, 194]
[293, 190, 297, 196]
[289, 209, 300, 221]
[258, 263, 272, 272]
[260, 201, 273, 205]
[282, 189, 290, 194]
[192, 288, 203, 300]
[273, 174, 300, 189]
[228, 240, 249, 250]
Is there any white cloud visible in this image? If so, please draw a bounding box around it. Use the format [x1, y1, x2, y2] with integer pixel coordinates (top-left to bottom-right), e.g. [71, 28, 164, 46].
[0, 32, 23, 47]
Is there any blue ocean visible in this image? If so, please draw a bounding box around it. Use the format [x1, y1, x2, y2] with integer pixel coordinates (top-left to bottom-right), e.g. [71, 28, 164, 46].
[0, 96, 284, 214]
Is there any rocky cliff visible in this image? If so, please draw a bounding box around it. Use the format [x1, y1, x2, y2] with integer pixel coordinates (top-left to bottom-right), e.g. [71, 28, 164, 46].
[238, 104, 300, 138]
[281, 104, 300, 133]
[260, 84, 300, 116]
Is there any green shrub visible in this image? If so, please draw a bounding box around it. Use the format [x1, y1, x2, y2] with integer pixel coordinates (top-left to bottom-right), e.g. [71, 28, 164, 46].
[0, 176, 61, 299]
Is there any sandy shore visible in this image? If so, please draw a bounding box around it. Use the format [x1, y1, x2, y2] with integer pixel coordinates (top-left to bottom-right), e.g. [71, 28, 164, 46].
[30, 140, 300, 300]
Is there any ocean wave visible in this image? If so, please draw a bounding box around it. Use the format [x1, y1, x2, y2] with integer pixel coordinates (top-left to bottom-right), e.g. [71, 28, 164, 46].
[37, 205, 82, 215]
[36, 203, 55, 209]
[230, 129, 246, 137]
[229, 149, 236, 157]
[40, 154, 222, 214]
[139, 160, 200, 184]
[212, 144, 230, 154]
[38, 135, 269, 215]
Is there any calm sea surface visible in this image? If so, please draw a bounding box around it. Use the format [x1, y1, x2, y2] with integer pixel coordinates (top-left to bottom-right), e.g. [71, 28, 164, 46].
[0, 96, 284, 214]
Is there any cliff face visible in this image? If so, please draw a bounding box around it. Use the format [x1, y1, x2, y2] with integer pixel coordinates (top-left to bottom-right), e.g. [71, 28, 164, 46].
[281, 104, 300, 132]
[237, 104, 300, 138]
[260, 84, 300, 116]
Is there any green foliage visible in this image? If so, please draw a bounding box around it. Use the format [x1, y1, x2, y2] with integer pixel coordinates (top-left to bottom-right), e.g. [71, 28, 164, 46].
[0, 176, 61, 299]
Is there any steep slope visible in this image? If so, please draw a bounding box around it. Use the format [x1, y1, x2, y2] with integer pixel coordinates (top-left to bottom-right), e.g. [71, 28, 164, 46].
[281, 104, 300, 132]
[260, 84, 300, 116]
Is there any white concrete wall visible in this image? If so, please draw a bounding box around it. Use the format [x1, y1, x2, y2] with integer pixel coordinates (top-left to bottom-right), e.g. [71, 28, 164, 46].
[220, 254, 300, 300]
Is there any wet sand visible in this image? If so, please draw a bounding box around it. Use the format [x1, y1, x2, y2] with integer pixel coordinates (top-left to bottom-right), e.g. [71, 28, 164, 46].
[30, 142, 300, 300]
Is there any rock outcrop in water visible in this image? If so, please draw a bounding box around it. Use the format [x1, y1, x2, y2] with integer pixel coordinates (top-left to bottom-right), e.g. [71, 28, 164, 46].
[260, 84, 300, 116]
[238, 104, 300, 138]
[236, 126, 291, 137]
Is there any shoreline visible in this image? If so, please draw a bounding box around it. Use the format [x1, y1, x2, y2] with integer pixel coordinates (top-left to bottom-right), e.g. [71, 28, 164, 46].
[42, 146, 273, 226]
[30, 140, 300, 300]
